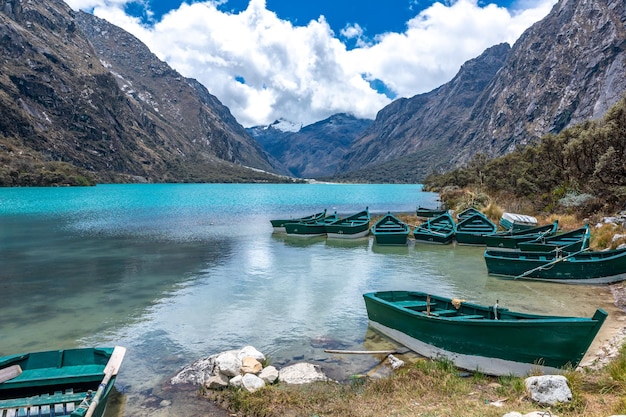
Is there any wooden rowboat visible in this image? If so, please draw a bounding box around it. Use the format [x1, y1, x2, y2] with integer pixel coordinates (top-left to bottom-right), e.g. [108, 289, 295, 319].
[285, 212, 338, 238]
[415, 206, 447, 218]
[0, 346, 126, 417]
[363, 291, 606, 376]
[454, 213, 497, 245]
[270, 209, 326, 233]
[371, 213, 410, 245]
[413, 213, 456, 245]
[517, 225, 590, 252]
[484, 221, 559, 251]
[484, 246, 626, 284]
[325, 208, 370, 239]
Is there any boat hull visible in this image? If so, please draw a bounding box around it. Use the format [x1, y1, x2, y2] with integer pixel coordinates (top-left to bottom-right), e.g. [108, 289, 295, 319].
[270, 210, 326, 233]
[484, 247, 626, 284]
[413, 213, 455, 245]
[325, 209, 370, 239]
[371, 213, 410, 245]
[363, 291, 606, 376]
[484, 222, 559, 250]
[455, 213, 497, 246]
[0, 347, 125, 417]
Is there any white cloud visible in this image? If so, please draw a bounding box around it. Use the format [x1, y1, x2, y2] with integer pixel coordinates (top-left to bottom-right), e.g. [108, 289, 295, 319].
[66, 0, 557, 127]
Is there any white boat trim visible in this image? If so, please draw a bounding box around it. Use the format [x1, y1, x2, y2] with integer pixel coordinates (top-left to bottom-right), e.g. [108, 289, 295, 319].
[326, 229, 370, 239]
[368, 320, 563, 377]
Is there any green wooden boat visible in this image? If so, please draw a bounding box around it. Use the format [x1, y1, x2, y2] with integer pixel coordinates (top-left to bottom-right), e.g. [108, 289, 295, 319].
[456, 207, 482, 221]
[413, 213, 455, 245]
[285, 212, 338, 238]
[484, 221, 559, 251]
[484, 245, 626, 284]
[325, 208, 370, 239]
[517, 225, 590, 252]
[415, 206, 447, 218]
[499, 212, 538, 231]
[371, 212, 410, 245]
[363, 291, 607, 376]
[454, 213, 497, 245]
[0, 346, 126, 417]
[270, 209, 326, 233]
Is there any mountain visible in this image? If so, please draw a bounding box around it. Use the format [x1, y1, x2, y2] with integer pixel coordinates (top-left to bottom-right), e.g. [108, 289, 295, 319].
[337, 0, 626, 181]
[0, 0, 281, 185]
[248, 113, 372, 178]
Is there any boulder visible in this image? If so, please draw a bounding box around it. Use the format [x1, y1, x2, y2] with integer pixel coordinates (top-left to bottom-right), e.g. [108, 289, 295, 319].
[204, 372, 229, 390]
[278, 363, 329, 385]
[242, 373, 266, 392]
[258, 365, 279, 384]
[229, 374, 243, 388]
[215, 351, 241, 377]
[238, 346, 266, 362]
[525, 375, 572, 406]
[241, 356, 263, 374]
[170, 356, 217, 385]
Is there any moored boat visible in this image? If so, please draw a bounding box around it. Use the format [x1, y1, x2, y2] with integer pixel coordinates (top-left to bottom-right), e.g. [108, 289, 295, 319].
[0, 346, 126, 417]
[363, 291, 607, 376]
[371, 212, 410, 245]
[270, 210, 326, 233]
[325, 208, 370, 239]
[499, 212, 538, 231]
[454, 213, 497, 245]
[413, 213, 456, 245]
[517, 225, 590, 252]
[285, 212, 338, 238]
[484, 246, 626, 284]
[456, 207, 482, 221]
[415, 206, 447, 218]
[484, 221, 559, 251]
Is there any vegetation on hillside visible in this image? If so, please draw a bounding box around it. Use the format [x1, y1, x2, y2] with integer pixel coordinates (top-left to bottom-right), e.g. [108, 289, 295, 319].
[423, 95, 626, 217]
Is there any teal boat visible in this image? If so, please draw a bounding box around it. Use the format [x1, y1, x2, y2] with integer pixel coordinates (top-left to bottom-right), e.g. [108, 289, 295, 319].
[363, 291, 607, 376]
[413, 213, 455, 245]
[454, 213, 497, 245]
[484, 246, 626, 284]
[499, 212, 538, 231]
[270, 210, 326, 233]
[0, 346, 126, 417]
[325, 208, 370, 239]
[456, 207, 482, 221]
[285, 212, 338, 238]
[517, 225, 590, 252]
[371, 213, 410, 245]
[415, 206, 447, 218]
[484, 221, 559, 251]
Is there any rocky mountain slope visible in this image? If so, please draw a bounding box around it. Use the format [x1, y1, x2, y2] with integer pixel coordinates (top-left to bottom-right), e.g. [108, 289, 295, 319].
[248, 114, 372, 178]
[0, 0, 280, 185]
[338, 0, 626, 181]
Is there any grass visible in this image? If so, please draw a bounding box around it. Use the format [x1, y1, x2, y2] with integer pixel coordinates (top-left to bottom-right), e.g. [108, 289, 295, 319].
[205, 346, 626, 416]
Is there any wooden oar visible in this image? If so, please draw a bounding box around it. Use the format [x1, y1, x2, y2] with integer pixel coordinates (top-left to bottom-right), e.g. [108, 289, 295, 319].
[85, 346, 126, 417]
[0, 365, 22, 383]
[514, 248, 591, 280]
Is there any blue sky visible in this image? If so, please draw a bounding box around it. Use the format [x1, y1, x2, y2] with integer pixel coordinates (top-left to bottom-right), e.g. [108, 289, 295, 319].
[67, 0, 557, 127]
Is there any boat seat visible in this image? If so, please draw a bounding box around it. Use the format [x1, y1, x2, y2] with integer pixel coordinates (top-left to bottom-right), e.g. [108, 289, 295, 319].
[431, 309, 459, 317]
[0, 389, 85, 416]
[2, 365, 103, 387]
[449, 315, 484, 320]
[395, 301, 435, 310]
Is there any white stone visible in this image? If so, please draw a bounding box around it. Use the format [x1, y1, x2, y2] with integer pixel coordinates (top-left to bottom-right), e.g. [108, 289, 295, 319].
[242, 373, 266, 392]
[258, 365, 279, 384]
[229, 374, 243, 388]
[387, 354, 404, 370]
[278, 362, 329, 385]
[215, 351, 242, 377]
[170, 356, 217, 385]
[525, 375, 572, 405]
[238, 346, 265, 362]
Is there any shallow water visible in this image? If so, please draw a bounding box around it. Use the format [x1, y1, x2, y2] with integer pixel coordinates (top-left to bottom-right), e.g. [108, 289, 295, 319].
[0, 183, 621, 416]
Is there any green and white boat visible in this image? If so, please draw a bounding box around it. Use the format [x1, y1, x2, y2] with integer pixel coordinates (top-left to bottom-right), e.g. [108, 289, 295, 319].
[413, 213, 456, 245]
[484, 246, 626, 284]
[517, 225, 590, 252]
[0, 346, 126, 417]
[371, 213, 410, 245]
[415, 206, 447, 218]
[270, 209, 326, 233]
[363, 291, 606, 376]
[454, 213, 497, 245]
[285, 212, 338, 238]
[484, 221, 559, 251]
[499, 212, 538, 231]
[325, 208, 370, 239]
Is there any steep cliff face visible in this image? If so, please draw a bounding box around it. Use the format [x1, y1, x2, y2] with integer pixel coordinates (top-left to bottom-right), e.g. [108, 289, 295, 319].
[249, 114, 372, 178]
[0, 0, 278, 185]
[338, 0, 626, 180]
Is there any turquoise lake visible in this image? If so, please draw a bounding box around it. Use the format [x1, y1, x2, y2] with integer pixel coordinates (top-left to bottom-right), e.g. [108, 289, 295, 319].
[0, 183, 620, 416]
